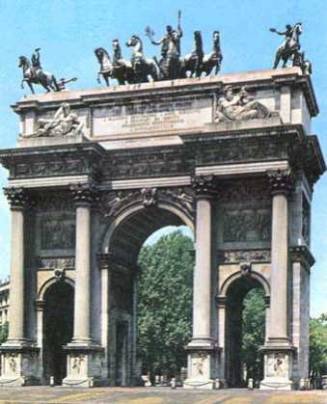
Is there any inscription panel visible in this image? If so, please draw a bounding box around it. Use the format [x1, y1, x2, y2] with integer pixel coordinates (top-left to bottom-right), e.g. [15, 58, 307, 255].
[92, 96, 212, 137]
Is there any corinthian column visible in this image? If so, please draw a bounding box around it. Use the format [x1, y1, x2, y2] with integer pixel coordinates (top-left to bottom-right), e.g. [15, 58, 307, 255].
[185, 175, 217, 390]
[70, 183, 96, 345]
[4, 188, 29, 343]
[260, 169, 295, 390]
[267, 169, 294, 343]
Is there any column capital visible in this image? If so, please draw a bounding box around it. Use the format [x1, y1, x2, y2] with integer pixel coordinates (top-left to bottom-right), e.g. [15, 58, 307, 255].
[191, 175, 218, 199]
[267, 169, 294, 196]
[70, 183, 98, 206]
[4, 187, 29, 210]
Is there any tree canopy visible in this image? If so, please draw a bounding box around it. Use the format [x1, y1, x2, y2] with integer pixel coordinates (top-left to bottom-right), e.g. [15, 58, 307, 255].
[310, 314, 327, 376]
[137, 230, 194, 376]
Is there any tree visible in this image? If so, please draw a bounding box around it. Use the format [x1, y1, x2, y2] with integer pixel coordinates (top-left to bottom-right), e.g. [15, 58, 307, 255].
[137, 230, 194, 376]
[309, 314, 327, 376]
[241, 288, 266, 383]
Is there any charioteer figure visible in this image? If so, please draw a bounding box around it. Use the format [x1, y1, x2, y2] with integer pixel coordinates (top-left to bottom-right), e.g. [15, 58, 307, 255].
[145, 10, 183, 79]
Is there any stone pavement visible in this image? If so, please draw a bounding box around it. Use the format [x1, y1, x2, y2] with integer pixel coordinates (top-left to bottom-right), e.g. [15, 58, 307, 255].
[0, 387, 326, 404]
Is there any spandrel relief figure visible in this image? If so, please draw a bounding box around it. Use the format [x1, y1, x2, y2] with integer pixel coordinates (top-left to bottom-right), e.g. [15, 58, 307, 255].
[215, 86, 273, 123]
[26, 103, 84, 138]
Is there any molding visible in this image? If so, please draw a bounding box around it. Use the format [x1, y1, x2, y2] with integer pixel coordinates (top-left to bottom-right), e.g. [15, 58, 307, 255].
[196, 160, 289, 177]
[8, 175, 89, 188]
[101, 176, 192, 190]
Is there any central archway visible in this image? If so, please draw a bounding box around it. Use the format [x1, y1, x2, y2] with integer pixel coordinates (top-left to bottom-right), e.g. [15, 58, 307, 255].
[43, 281, 74, 384]
[103, 203, 194, 386]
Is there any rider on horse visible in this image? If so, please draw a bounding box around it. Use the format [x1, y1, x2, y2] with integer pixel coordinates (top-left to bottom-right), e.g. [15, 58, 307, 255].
[270, 23, 302, 53]
[31, 48, 42, 79]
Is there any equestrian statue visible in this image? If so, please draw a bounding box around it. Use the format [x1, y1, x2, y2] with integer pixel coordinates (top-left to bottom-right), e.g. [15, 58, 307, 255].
[18, 48, 61, 94]
[270, 22, 303, 68]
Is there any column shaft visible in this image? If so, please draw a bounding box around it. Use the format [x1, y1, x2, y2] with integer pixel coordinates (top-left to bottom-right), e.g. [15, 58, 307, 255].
[73, 204, 91, 343]
[193, 197, 212, 340]
[269, 193, 288, 340]
[8, 208, 25, 341]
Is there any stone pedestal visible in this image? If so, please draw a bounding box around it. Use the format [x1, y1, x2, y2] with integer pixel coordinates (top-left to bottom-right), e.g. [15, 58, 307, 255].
[62, 346, 105, 387]
[0, 344, 40, 387]
[260, 348, 295, 390]
[184, 348, 216, 389]
[185, 176, 217, 389]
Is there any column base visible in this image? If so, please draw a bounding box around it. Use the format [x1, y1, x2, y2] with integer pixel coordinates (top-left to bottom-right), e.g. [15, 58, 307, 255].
[62, 343, 106, 387]
[0, 341, 40, 387]
[259, 343, 296, 390]
[183, 339, 217, 390]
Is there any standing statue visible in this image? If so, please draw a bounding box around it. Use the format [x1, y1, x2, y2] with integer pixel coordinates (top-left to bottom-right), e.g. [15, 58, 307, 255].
[95, 42, 135, 86]
[270, 22, 303, 68]
[125, 35, 159, 83]
[145, 10, 183, 80]
[18, 49, 60, 94]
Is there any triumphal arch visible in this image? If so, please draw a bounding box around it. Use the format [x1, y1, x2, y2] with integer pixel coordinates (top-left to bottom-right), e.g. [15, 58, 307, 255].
[0, 67, 324, 389]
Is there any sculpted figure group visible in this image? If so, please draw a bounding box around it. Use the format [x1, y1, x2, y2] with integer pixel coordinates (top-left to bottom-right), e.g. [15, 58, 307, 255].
[18, 16, 312, 94]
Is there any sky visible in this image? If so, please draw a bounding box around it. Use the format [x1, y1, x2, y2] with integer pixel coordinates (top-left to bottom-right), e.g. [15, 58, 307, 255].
[0, 0, 325, 316]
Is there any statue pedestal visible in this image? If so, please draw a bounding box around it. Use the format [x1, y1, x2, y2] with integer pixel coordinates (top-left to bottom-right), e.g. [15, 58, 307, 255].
[62, 343, 105, 388]
[260, 344, 296, 390]
[0, 341, 40, 386]
[183, 340, 217, 390]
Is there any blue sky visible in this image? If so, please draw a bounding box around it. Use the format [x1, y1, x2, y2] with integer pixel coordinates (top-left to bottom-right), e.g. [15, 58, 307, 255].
[0, 0, 325, 316]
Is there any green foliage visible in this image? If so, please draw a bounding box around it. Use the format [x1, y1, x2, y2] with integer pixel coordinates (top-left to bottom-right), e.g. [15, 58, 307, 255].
[137, 230, 194, 375]
[241, 288, 266, 382]
[309, 314, 327, 376]
[0, 321, 8, 344]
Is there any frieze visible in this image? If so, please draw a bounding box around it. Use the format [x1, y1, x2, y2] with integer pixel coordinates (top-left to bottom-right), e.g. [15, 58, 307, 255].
[218, 178, 270, 205]
[218, 249, 271, 264]
[32, 191, 74, 211]
[36, 257, 75, 269]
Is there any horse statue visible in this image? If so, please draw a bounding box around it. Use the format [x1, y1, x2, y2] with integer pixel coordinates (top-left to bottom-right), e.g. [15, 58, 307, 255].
[181, 30, 222, 78]
[18, 56, 60, 94]
[94, 44, 134, 86]
[270, 22, 303, 68]
[126, 35, 160, 83]
[201, 30, 223, 76]
[180, 31, 204, 78]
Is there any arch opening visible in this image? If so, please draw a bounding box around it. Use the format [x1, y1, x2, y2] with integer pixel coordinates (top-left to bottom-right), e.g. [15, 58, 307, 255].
[43, 281, 74, 385]
[225, 276, 266, 388]
[105, 205, 194, 385]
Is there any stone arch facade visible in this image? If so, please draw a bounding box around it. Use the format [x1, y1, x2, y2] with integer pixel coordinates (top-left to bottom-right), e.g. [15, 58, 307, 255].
[0, 69, 324, 390]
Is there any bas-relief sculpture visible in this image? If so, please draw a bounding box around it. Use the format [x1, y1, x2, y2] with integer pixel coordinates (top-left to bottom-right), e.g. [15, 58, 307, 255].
[23, 103, 83, 138]
[223, 209, 271, 243]
[215, 86, 275, 123]
[40, 216, 75, 250]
